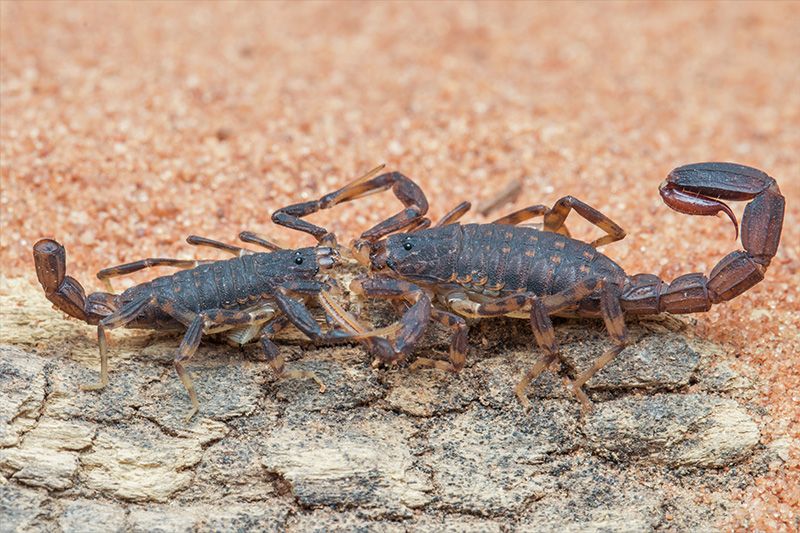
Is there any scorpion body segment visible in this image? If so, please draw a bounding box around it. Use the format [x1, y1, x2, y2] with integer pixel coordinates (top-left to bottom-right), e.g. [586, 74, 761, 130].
[33, 237, 355, 421]
[278, 162, 785, 410]
[376, 222, 628, 318]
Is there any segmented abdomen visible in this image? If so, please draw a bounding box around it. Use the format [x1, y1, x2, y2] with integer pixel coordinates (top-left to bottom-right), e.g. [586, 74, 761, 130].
[120, 254, 272, 313]
[456, 224, 626, 296]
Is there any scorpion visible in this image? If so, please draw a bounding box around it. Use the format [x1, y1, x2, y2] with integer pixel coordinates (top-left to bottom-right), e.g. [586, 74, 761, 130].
[32, 227, 379, 421]
[272, 162, 785, 410]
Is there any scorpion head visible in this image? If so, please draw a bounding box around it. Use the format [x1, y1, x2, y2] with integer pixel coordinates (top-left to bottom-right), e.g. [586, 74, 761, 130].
[265, 246, 339, 281]
[367, 226, 459, 284]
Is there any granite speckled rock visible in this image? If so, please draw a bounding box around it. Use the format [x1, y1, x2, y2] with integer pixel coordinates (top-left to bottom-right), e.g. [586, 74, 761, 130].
[584, 394, 760, 467]
[427, 401, 580, 515]
[518, 459, 664, 532]
[0, 485, 50, 533]
[58, 499, 126, 533]
[79, 420, 208, 502]
[564, 330, 701, 391]
[0, 346, 46, 448]
[0, 418, 95, 490]
[261, 409, 431, 517]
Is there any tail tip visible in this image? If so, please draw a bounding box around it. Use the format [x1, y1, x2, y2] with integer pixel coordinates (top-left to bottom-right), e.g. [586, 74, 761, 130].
[33, 238, 67, 292]
[33, 238, 65, 257]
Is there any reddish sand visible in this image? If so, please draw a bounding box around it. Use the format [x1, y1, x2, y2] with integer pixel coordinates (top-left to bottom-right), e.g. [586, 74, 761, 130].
[1, 2, 798, 528]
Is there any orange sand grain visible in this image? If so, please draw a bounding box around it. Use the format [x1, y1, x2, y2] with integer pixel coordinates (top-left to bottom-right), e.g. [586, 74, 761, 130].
[1, 2, 798, 528]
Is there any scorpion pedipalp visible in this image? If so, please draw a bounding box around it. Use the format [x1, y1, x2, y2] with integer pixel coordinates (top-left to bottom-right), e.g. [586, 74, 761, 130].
[319, 163, 387, 207]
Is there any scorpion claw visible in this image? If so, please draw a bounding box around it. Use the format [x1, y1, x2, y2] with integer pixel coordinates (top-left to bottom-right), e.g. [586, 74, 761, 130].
[319, 232, 338, 248]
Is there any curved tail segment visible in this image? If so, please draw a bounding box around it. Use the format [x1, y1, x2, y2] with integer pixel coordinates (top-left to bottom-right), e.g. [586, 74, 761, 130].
[622, 163, 785, 315]
[33, 239, 116, 325]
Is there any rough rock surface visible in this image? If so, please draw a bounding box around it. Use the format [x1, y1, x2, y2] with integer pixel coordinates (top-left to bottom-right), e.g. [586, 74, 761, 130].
[0, 279, 778, 531]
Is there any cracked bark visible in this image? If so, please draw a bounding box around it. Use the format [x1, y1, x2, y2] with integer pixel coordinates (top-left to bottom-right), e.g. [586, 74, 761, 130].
[0, 277, 780, 531]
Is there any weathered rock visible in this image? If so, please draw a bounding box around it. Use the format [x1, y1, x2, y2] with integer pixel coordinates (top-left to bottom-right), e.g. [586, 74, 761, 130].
[427, 401, 580, 516]
[0, 418, 95, 490]
[261, 409, 431, 517]
[409, 515, 505, 532]
[518, 458, 664, 532]
[137, 348, 265, 429]
[127, 503, 289, 533]
[288, 511, 407, 533]
[0, 281, 771, 530]
[274, 347, 386, 415]
[584, 394, 760, 467]
[45, 357, 155, 424]
[126, 507, 198, 533]
[0, 345, 47, 447]
[197, 504, 289, 532]
[561, 328, 701, 391]
[79, 420, 206, 502]
[288, 510, 504, 532]
[698, 360, 756, 394]
[189, 413, 280, 502]
[0, 485, 50, 533]
[383, 363, 481, 417]
[59, 499, 126, 533]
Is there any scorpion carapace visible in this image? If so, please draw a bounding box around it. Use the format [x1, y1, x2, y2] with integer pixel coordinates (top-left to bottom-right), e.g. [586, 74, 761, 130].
[33, 234, 370, 421]
[276, 162, 785, 410]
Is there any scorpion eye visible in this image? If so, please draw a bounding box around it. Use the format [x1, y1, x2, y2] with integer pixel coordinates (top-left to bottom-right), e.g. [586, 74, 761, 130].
[403, 241, 413, 251]
[295, 255, 304, 265]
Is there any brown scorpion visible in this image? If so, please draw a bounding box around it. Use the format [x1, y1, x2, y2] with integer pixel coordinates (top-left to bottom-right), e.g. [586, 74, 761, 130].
[32, 231, 376, 421]
[272, 162, 785, 409]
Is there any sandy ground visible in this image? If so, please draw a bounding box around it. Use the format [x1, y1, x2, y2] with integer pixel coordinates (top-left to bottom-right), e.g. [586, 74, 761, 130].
[1, 1, 798, 529]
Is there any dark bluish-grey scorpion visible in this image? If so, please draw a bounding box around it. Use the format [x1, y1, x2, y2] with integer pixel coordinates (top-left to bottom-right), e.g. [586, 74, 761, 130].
[33, 228, 377, 421]
[273, 162, 785, 410]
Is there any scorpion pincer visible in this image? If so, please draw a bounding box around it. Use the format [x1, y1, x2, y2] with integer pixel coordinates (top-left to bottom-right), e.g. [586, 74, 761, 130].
[32, 232, 367, 421]
[274, 162, 785, 410]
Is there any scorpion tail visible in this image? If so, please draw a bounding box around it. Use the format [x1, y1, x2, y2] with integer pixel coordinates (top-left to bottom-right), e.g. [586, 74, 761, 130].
[621, 162, 785, 315]
[33, 239, 116, 325]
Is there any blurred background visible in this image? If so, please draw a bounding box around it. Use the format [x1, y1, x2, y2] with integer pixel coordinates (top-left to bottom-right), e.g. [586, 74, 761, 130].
[1, 2, 798, 527]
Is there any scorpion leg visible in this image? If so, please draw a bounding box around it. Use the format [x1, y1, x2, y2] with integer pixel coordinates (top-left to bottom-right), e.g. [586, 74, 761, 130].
[407, 217, 433, 233]
[96, 258, 214, 292]
[434, 201, 472, 228]
[155, 302, 265, 421]
[186, 235, 254, 256]
[492, 205, 551, 230]
[257, 316, 326, 393]
[447, 278, 616, 410]
[544, 197, 626, 247]
[493, 197, 626, 247]
[571, 285, 627, 404]
[96, 236, 247, 291]
[238, 231, 282, 251]
[272, 166, 429, 248]
[81, 294, 155, 391]
[408, 308, 468, 372]
[405, 199, 473, 232]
